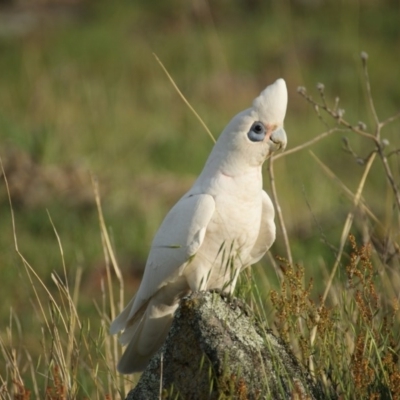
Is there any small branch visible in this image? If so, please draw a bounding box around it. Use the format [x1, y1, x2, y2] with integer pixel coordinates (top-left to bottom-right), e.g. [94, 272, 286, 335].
[360, 60, 400, 210]
[338, 119, 376, 141]
[360, 52, 380, 133]
[387, 148, 400, 158]
[342, 138, 377, 166]
[298, 89, 377, 142]
[268, 156, 292, 265]
[381, 110, 400, 127]
[316, 82, 327, 108]
[378, 147, 400, 210]
[273, 127, 347, 160]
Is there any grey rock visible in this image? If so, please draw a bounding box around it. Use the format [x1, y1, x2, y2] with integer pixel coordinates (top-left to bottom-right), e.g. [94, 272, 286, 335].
[126, 291, 324, 400]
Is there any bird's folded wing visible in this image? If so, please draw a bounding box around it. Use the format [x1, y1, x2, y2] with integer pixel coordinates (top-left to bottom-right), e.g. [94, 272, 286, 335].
[110, 193, 216, 332]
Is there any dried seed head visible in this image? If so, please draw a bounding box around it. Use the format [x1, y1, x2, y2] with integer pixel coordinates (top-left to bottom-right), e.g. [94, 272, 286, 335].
[361, 51, 369, 61]
[381, 138, 390, 147]
[337, 108, 345, 118]
[316, 82, 325, 92]
[297, 86, 306, 94]
[358, 121, 367, 131]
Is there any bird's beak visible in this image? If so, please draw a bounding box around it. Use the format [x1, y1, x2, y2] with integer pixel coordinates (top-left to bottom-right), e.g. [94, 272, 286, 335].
[269, 127, 287, 152]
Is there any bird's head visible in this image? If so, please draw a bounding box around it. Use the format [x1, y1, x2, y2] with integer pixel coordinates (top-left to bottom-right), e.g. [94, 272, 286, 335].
[214, 79, 288, 171]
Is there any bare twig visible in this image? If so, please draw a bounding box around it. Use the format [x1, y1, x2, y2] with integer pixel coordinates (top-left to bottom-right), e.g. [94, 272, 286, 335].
[273, 127, 347, 160]
[359, 52, 400, 209]
[316, 82, 327, 108]
[387, 148, 400, 158]
[297, 54, 400, 214]
[360, 52, 380, 132]
[381, 110, 400, 127]
[298, 89, 377, 142]
[378, 147, 400, 209]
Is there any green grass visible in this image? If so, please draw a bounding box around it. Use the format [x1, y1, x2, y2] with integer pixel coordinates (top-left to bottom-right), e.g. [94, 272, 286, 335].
[0, 0, 399, 398]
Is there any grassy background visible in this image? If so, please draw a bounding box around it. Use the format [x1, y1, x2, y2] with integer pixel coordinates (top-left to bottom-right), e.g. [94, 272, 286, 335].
[0, 0, 399, 398]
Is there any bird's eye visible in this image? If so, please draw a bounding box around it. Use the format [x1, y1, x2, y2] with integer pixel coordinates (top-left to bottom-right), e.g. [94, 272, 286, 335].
[248, 121, 266, 142]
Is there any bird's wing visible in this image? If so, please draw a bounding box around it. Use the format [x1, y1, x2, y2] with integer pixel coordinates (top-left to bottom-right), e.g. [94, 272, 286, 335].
[110, 193, 215, 334]
[248, 190, 276, 264]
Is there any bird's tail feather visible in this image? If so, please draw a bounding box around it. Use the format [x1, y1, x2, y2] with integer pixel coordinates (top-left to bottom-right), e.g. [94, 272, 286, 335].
[109, 295, 137, 335]
[116, 305, 176, 374]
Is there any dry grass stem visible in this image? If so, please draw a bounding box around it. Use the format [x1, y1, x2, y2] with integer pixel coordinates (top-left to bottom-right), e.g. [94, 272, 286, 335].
[92, 175, 124, 317]
[309, 151, 381, 226]
[268, 156, 293, 265]
[153, 53, 216, 144]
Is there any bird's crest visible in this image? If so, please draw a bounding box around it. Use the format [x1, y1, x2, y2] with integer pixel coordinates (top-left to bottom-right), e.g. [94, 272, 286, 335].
[252, 78, 287, 125]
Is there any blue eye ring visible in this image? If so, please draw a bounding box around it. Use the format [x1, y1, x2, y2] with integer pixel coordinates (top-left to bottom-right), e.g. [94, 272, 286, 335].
[248, 121, 266, 142]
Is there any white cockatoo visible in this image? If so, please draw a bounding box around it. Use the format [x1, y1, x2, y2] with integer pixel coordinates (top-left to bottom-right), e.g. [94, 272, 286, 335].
[110, 78, 288, 374]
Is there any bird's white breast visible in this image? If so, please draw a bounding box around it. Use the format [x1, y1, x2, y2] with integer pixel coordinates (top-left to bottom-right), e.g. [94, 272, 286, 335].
[184, 168, 264, 291]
